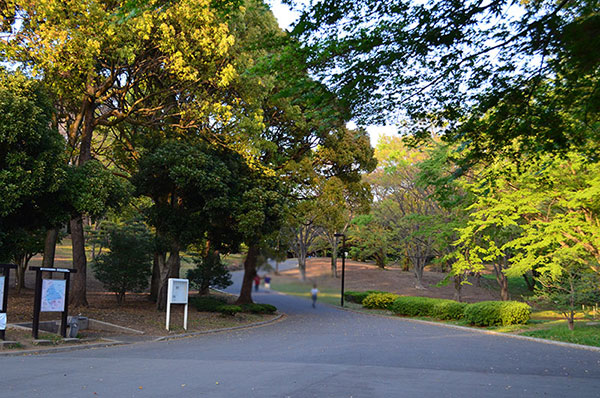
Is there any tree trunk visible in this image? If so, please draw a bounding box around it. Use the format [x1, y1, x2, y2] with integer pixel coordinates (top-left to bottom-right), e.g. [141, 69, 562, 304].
[69, 98, 95, 307]
[331, 241, 338, 278]
[498, 273, 509, 301]
[567, 310, 575, 330]
[236, 244, 259, 305]
[413, 258, 426, 289]
[15, 254, 26, 293]
[298, 251, 307, 281]
[42, 228, 58, 268]
[453, 274, 462, 302]
[69, 214, 88, 307]
[149, 252, 162, 302]
[157, 243, 180, 311]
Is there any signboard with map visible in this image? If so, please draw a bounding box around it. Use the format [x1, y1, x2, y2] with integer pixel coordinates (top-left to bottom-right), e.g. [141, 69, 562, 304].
[0, 275, 4, 311]
[41, 279, 66, 312]
[0, 313, 5, 330]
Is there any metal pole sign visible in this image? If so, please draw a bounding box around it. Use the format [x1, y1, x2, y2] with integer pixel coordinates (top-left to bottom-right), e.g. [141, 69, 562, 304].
[30, 267, 76, 339]
[0, 264, 17, 340]
[166, 278, 189, 331]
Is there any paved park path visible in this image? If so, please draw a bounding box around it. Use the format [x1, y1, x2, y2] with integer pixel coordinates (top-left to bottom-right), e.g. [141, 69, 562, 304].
[1, 264, 599, 397]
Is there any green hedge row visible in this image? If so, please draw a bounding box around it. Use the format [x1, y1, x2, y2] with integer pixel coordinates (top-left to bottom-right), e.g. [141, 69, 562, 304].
[390, 296, 467, 320]
[344, 290, 385, 304]
[356, 291, 531, 326]
[463, 301, 531, 326]
[362, 293, 400, 310]
[191, 296, 277, 316]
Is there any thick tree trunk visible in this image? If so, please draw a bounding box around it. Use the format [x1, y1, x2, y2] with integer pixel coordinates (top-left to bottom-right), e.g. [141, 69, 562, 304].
[42, 228, 58, 268]
[236, 244, 259, 305]
[497, 273, 509, 301]
[15, 255, 26, 293]
[69, 214, 88, 307]
[413, 259, 426, 289]
[149, 252, 162, 302]
[157, 244, 180, 311]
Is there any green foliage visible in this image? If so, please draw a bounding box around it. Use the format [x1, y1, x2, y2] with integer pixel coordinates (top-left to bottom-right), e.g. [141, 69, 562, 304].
[91, 222, 153, 304]
[190, 296, 227, 312]
[362, 292, 399, 310]
[241, 303, 277, 314]
[186, 250, 233, 295]
[216, 304, 242, 316]
[390, 296, 440, 317]
[344, 290, 384, 304]
[463, 301, 531, 326]
[430, 300, 468, 320]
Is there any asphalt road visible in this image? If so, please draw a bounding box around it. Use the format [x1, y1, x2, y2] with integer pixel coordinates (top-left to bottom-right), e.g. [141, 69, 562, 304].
[2, 266, 600, 397]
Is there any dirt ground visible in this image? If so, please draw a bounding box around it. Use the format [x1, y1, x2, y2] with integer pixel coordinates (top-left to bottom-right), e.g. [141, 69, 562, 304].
[276, 257, 500, 303]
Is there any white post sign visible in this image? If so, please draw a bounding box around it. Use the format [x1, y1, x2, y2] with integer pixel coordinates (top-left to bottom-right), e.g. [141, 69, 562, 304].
[40, 279, 66, 312]
[166, 278, 189, 331]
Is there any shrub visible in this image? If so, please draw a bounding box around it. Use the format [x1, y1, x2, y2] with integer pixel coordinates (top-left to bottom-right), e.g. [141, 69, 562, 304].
[241, 303, 277, 314]
[190, 296, 226, 312]
[390, 296, 439, 316]
[91, 223, 152, 305]
[362, 292, 399, 310]
[345, 290, 386, 304]
[186, 250, 232, 296]
[430, 300, 468, 320]
[216, 304, 242, 316]
[463, 301, 531, 326]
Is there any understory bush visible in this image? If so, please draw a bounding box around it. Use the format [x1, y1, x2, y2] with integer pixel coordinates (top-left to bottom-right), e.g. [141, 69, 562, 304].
[463, 301, 531, 326]
[190, 296, 227, 312]
[362, 292, 399, 310]
[390, 296, 439, 317]
[430, 300, 468, 320]
[345, 290, 386, 304]
[241, 303, 277, 314]
[216, 304, 242, 316]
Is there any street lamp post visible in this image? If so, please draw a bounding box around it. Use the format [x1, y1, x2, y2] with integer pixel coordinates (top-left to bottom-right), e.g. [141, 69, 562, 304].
[334, 233, 346, 307]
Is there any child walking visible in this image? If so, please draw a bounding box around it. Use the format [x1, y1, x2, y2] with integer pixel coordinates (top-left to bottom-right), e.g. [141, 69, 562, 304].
[311, 284, 319, 308]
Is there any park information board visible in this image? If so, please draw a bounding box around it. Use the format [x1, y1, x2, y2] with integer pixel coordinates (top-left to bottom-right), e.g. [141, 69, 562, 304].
[166, 278, 189, 331]
[41, 279, 66, 312]
[0, 313, 5, 331]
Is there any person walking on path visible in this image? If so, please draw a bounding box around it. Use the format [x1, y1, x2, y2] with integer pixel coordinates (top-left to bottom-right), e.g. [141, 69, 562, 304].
[311, 284, 319, 308]
[253, 274, 261, 292]
[264, 275, 271, 291]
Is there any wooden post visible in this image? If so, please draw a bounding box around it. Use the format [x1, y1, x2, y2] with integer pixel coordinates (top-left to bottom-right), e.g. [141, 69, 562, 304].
[32, 268, 43, 339]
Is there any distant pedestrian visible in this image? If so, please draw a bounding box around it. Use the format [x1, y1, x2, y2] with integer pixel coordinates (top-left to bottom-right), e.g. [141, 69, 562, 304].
[264, 275, 271, 291]
[253, 274, 261, 292]
[311, 284, 318, 308]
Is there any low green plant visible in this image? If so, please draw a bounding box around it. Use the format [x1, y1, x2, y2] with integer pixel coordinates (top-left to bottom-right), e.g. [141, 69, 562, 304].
[362, 292, 399, 310]
[216, 304, 242, 316]
[463, 301, 531, 326]
[390, 296, 439, 317]
[190, 296, 227, 312]
[241, 303, 277, 314]
[345, 290, 386, 304]
[430, 300, 468, 320]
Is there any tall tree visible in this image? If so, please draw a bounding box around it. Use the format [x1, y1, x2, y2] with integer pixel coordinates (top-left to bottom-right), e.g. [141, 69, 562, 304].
[1, 0, 239, 305]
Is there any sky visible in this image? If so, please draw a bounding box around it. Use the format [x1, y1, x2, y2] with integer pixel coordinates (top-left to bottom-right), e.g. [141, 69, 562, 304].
[267, 0, 397, 149]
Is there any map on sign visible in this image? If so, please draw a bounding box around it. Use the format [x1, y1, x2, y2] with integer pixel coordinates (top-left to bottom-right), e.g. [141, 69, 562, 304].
[0, 275, 4, 311]
[0, 313, 5, 330]
[41, 279, 66, 312]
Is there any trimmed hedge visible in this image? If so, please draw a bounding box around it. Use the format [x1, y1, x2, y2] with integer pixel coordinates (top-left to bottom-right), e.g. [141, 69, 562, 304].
[390, 296, 467, 320]
[190, 296, 226, 312]
[430, 300, 468, 320]
[390, 296, 439, 317]
[241, 303, 277, 314]
[345, 290, 386, 304]
[362, 292, 399, 310]
[463, 301, 531, 326]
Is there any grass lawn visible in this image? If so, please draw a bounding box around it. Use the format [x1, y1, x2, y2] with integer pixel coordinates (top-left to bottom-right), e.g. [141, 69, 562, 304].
[521, 322, 600, 347]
